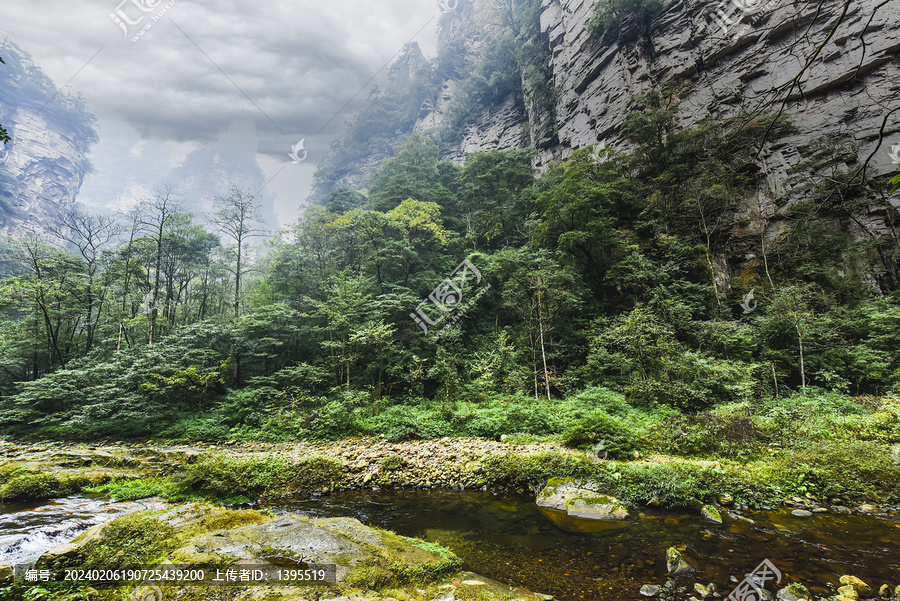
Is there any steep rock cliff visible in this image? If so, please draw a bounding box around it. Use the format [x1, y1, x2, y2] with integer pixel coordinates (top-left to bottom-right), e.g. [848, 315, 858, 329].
[0, 39, 98, 239]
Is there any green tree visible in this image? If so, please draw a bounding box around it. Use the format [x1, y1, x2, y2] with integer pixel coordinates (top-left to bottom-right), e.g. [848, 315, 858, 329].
[214, 185, 262, 319]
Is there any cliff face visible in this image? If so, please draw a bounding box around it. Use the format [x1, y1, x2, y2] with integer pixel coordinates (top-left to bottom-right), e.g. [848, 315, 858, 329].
[538, 0, 900, 181]
[408, 0, 900, 293]
[0, 39, 98, 239]
[424, 0, 899, 184]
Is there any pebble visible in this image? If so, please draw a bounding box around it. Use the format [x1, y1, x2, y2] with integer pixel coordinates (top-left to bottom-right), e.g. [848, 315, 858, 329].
[640, 584, 661, 597]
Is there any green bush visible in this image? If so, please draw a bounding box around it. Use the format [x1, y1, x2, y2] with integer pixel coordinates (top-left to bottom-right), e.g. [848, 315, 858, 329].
[562, 410, 639, 458]
[288, 456, 346, 491]
[0, 471, 73, 501]
[182, 454, 289, 499]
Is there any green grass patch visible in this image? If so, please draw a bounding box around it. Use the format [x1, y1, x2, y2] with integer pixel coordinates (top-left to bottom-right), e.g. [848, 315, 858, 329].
[83, 477, 171, 501]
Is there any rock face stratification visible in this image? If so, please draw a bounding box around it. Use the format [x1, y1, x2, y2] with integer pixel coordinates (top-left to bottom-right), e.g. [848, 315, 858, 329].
[428, 0, 900, 187]
[0, 39, 98, 239]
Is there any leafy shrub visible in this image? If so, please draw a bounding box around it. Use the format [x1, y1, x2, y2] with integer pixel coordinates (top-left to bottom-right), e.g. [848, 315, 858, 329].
[182, 454, 289, 499]
[288, 456, 346, 491]
[644, 408, 760, 458]
[562, 410, 640, 458]
[479, 451, 595, 490]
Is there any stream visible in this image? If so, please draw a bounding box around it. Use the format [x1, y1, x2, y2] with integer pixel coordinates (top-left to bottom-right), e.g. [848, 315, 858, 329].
[1, 491, 899, 600]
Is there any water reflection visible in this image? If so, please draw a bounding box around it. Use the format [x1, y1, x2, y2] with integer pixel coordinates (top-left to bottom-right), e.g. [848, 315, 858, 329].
[272, 490, 900, 601]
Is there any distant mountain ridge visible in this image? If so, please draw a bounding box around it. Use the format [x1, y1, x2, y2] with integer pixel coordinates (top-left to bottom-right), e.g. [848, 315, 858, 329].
[0, 37, 98, 239]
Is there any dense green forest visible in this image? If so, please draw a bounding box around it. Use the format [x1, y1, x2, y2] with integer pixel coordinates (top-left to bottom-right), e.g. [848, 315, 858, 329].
[1, 80, 899, 460]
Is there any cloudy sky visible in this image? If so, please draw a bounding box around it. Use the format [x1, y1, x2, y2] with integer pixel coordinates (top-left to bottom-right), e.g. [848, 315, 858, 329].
[2, 0, 443, 226]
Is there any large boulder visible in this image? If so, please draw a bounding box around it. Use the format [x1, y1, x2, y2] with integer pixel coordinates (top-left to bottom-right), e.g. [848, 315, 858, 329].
[537, 477, 629, 520]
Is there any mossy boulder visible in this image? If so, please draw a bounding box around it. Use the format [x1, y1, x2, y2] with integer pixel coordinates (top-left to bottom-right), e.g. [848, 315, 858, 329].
[700, 504, 723, 524]
[839, 575, 873, 598]
[171, 515, 458, 584]
[537, 477, 629, 520]
[776, 583, 812, 601]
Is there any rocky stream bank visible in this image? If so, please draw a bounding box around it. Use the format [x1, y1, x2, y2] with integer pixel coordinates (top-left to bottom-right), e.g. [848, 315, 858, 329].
[0, 438, 898, 601]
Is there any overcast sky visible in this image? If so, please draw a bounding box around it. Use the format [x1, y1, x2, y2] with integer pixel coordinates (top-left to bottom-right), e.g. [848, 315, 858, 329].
[2, 0, 443, 226]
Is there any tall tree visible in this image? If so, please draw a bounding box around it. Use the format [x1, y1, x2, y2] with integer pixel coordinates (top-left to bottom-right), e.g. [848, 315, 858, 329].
[139, 186, 180, 345]
[214, 185, 261, 319]
[51, 212, 119, 354]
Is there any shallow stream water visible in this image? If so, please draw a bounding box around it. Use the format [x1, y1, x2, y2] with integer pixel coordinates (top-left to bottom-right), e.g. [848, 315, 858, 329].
[272, 490, 900, 600]
[1, 491, 898, 600]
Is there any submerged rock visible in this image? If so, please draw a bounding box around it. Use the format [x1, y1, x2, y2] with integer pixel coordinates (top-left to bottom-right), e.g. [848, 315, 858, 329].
[693, 582, 712, 598]
[665, 547, 694, 576]
[640, 584, 661, 596]
[776, 583, 812, 601]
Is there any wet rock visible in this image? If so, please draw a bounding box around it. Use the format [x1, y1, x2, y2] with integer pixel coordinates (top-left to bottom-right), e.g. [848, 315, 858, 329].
[859, 504, 878, 513]
[839, 575, 873, 597]
[693, 583, 711, 598]
[790, 509, 813, 518]
[35, 522, 109, 568]
[717, 493, 734, 506]
[776, 583, 812, 601]
[640, 584, 661, 596]
[665, 547, 694, 576]
[832, 505, 852, 514]
[811, 507, 828, 513]
[537, 478, 628, 520]
[0, 564, 13, 584]
[701, 505, 723, 524]
[877, 585, 890, 598]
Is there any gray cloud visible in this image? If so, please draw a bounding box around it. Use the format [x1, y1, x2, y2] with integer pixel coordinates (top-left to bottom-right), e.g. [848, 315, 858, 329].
[3, 0, 441, 224]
